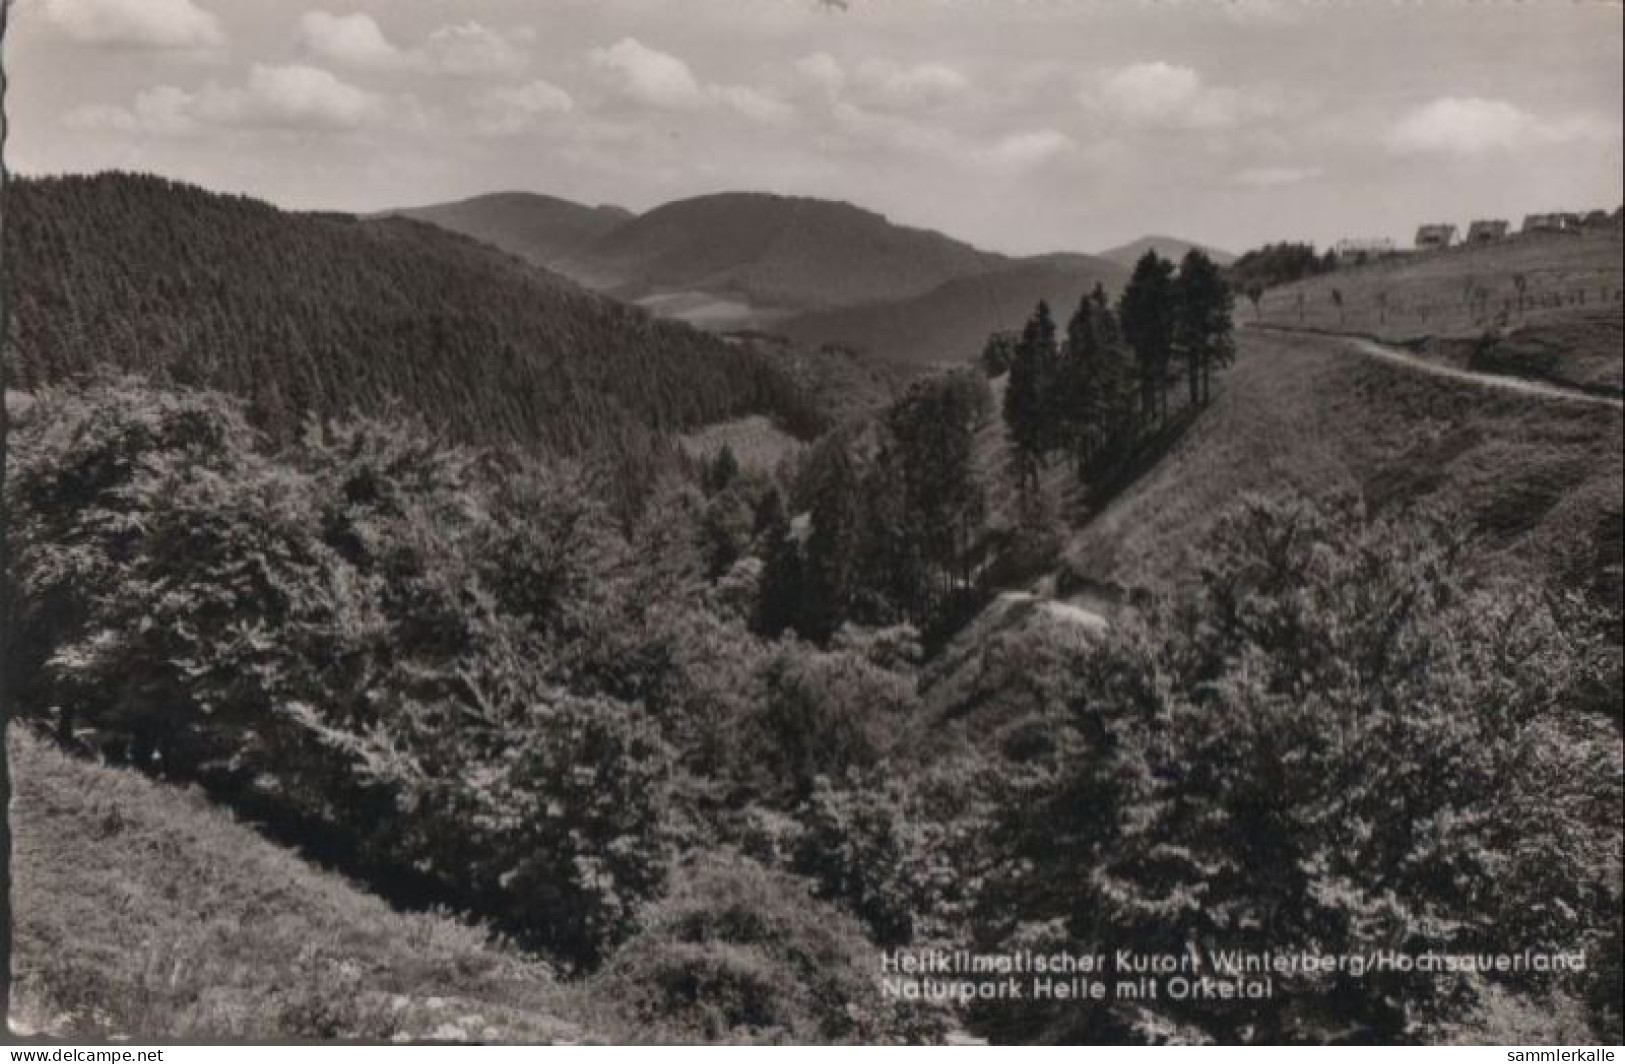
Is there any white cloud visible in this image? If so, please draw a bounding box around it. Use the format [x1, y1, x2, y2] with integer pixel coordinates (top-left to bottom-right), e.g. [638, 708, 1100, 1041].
[586, 37, 788, 121]
[709, 84, 794, 124]
[1099, 62, 1200, 122]
[829, 100, 954, 157]
[476, 79, 576, 135]
[68, 64, 386, 135]
[589, 37, 706, 109]
[1387, 97, 1530, 155]
[67, 85, 200, 136]
[219, 64, 383, 130]
[427, 22, 529, 78]
[298, 12, 406, 71]
[1383, 96, 1615, 157]
[37, 0, 224, 50]
[1090, 61, 1277, 131]
[795, 52, 846, 99]
[1233, 164, 1321, 187]
[857, 59, 970, 110]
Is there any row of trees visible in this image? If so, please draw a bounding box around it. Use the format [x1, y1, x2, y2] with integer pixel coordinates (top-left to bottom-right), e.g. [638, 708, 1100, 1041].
[995, 249, 1236, 493]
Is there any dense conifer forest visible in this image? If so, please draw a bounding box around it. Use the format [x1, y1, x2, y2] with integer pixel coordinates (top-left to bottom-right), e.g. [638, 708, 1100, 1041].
[3, 174, 828, 455]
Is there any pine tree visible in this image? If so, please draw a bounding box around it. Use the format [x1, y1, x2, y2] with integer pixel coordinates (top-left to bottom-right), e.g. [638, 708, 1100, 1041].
[1060, 295, 1101, 471]
[753, 489, 804, 638]
[979, 331, 1017, 377]
[1173, 249, 1236, 407]
[1118, 252, 1176, 425]
[1002, 301, 1058, 493]
[801, 438, 863, 639]
[1086, 294, 1141, 487]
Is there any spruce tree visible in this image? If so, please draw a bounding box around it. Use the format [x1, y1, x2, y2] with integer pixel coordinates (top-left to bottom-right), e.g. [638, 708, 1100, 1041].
[1061, 295, 1101, 471]
[753, 489, 805, 638]
[1118, 252, 1176, 425]
[1173, 249, 1236, 407]
[801, 438, 863, 639]
[1002, 301, 1058, 493]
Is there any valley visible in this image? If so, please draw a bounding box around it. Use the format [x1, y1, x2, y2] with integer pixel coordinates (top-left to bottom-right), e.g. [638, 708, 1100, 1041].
[4, 173, 1621, 1048]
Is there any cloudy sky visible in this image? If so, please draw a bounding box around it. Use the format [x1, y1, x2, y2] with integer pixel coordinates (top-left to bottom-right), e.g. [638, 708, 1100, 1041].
[7, 0, 1622, 255]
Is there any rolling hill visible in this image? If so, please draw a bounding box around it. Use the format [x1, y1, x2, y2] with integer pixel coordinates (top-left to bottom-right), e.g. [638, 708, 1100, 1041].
[3, 174, 833, 455]
[584, 192, 1005, 311]
[1098, 234, 1235, 268]
[779, 253, 1128, 371]
[398, 189, 1008, 326]
[391, 191, 633, 284]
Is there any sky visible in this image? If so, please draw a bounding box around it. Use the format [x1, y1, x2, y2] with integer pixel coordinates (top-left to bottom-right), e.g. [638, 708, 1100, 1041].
[6, 0, 1623, 256]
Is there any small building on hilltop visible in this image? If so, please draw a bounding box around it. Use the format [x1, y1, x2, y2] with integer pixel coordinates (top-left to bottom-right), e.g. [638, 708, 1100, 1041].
[1465, 219, 1509, 243]
[1581, 209, 1613, 229]
[1414, 223, 1457, 250]
[1522, 212, 1584, 234]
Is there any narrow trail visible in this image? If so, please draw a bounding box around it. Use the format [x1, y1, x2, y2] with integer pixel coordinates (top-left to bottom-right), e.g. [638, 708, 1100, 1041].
[1245, 324, 1624, 410]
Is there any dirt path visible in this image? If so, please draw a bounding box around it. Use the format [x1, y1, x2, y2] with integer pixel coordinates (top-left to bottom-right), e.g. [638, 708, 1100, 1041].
[1245, 325, 1624, 410]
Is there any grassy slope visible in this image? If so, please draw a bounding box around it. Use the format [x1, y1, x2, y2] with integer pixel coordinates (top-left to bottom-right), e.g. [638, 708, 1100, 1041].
[7, 729, 600, 1043]
[1064, 327, 1624, 600]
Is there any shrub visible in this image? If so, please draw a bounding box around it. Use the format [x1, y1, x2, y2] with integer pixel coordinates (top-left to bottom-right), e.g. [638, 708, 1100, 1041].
[592, 855, 946, 1044]
[976, 494, 1622, 1043]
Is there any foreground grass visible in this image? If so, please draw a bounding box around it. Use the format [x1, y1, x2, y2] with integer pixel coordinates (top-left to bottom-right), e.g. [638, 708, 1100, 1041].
[7, 728, 596, 1042]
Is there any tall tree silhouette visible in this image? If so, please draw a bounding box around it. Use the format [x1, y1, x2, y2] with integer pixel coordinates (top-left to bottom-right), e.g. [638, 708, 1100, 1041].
[1002, 301, 1057, 493]
[1173, 249, 1235, 407]
[1118, 251, 1176, 425]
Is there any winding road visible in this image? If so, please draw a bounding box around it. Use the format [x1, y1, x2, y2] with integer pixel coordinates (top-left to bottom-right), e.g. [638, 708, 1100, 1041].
[1246, 324, 1624, 410]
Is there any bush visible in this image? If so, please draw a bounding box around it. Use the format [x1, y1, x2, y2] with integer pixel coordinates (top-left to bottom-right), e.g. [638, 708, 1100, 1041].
[592, 855, 946, 1044]
[7, 379, 675, 968]
[976, 494, 1622, 1043]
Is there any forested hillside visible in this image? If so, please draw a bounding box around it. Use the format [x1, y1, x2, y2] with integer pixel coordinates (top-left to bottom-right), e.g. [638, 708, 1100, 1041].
[453, 190, 1004, 312]
[3, 174, 826, 455]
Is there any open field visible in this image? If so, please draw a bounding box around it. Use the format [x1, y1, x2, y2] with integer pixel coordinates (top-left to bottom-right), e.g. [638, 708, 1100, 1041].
[677, 413, 807, 473]
[1253, 229, 1624, 397]
[1255, 228, 1624, 341]
[6, 728, 594, 1043]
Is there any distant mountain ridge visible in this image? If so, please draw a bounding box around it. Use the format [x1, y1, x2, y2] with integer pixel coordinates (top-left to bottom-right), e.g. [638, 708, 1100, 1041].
[392, 192, 632, 280]
[780, 252, 1128, 370]
[1098, 234, 1236, 268]
[393, 189, 1221, 372]
[393, 189, 1012, 319]
[587, 192, 1005, 310]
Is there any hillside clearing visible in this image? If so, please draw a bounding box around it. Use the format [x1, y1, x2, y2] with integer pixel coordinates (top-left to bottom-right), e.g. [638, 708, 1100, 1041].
[1065, 327, 1624, 599]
